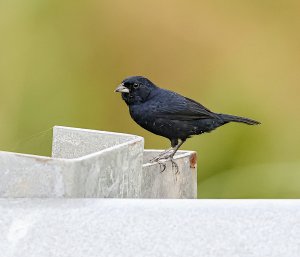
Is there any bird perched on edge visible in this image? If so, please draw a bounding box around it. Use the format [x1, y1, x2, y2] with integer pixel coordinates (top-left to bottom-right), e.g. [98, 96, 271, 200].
[115, 76, 260, 166]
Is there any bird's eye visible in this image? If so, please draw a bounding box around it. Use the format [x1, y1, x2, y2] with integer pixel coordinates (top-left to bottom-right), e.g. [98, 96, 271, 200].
[133, 83, 139, 89]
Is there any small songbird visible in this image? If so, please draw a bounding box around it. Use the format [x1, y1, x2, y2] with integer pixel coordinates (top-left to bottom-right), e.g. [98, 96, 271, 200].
[115, 76, 260, 165]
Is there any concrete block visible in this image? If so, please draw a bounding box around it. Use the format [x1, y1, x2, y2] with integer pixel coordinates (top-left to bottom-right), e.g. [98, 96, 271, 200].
[0, 126, 197, 198]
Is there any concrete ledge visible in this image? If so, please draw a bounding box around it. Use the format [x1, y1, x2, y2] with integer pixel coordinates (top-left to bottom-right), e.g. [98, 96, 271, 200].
[0, 126, 197, 198]
[0, 199, 299, 257]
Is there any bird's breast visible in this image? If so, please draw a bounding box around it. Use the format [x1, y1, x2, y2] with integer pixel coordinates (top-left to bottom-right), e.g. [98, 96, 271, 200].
[129, 104, 152, 124]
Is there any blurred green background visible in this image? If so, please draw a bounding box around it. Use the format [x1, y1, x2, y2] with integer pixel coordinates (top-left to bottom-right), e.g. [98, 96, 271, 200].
[0, 0, 299, 198]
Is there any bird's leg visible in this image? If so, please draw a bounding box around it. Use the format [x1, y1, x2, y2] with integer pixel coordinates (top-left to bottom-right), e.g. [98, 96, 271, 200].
[169, 139, 185, 159]
[150, 147, 173, 163]
[166, 139, 185, 174]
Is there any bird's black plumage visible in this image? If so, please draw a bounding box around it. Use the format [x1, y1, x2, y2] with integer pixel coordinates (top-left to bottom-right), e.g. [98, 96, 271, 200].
[115, 76, 260, 161]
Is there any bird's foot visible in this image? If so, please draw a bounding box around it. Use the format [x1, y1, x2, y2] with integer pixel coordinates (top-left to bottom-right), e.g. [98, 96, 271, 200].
[150, 154, 171, 173]
[150, 148, 173, 163]
[150, 154, 179, 174]
[157, 159, 179, 174]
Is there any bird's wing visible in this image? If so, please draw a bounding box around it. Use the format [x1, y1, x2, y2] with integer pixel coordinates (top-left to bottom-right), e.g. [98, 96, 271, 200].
[153, 90, 217, 121]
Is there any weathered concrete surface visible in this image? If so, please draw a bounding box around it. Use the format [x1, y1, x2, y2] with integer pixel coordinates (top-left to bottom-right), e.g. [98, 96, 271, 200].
[52, 127, 145, 198]
[52, 126, 142, 159]
[0, 127, 144, 198]
[0, 199, 299, 257]
[0, 126, 197, 198]
[0, 152, 72, 197]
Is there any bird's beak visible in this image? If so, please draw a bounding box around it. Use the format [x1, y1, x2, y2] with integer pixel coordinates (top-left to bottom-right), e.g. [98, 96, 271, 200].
[115, 83, 129, 93]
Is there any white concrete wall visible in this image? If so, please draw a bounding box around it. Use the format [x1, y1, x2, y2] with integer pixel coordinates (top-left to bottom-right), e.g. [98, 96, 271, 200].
[0, 199, 298, 257]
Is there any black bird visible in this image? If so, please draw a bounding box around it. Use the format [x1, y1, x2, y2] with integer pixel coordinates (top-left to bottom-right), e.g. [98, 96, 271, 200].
[115, 76, 260, 164]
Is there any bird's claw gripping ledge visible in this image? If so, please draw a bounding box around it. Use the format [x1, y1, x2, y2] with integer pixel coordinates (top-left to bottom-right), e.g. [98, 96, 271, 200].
[158, 161, 167, 173]
[150, 155, 179, 174]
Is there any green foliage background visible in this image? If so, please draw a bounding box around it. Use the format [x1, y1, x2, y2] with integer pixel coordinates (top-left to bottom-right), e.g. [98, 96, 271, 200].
[0, 1, 299, 198]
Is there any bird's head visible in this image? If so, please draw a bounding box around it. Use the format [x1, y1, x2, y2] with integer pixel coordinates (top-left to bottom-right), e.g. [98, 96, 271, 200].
[115, 76, 157, 105]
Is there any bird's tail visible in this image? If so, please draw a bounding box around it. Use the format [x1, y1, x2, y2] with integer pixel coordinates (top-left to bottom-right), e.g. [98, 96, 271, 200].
[219, 113, 260, 125]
